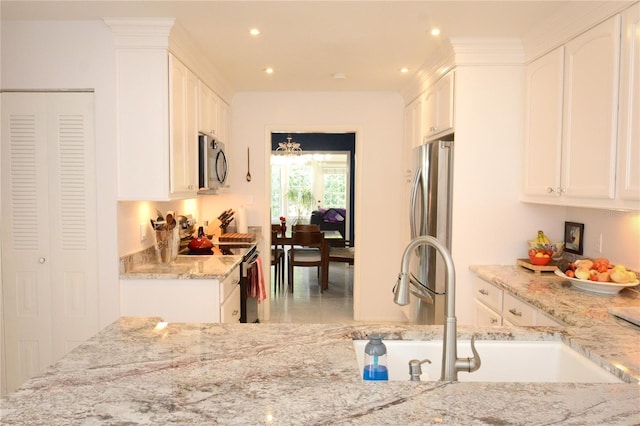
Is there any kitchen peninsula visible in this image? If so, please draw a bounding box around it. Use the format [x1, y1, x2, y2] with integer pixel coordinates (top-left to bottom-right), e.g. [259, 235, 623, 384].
[1, 266, 639, 425]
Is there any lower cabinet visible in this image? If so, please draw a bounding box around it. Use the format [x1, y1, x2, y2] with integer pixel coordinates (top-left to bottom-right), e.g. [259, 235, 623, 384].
[472, 276, 564, 327]
[120, 266, 241, 323]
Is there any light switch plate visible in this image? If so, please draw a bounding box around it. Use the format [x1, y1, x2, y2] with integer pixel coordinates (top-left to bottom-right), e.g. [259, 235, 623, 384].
[140, 223, 147, 243]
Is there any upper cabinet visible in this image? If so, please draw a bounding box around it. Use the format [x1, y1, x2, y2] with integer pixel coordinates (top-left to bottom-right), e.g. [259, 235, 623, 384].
[617, 3, 640, 204]
[169, 55, 199, 197]
[198, 80, 219, 138]
[423, 71, 455, 140]
[523, 12, 638, 211]
[109, 19, 229, 201]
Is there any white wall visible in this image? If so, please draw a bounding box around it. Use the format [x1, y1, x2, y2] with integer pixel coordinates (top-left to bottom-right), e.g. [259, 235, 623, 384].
[1, 20, 120, 328]
[230, 92, 407, 321]
[450, 65, 568, 323]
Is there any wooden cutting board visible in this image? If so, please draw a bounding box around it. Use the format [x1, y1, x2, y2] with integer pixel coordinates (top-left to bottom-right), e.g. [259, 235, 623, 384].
[517, 258, 558, 275]
[219, 233, 256, 242]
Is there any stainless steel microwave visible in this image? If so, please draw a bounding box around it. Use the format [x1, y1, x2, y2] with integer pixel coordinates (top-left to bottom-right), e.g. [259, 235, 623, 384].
[198, 133, 228, 193]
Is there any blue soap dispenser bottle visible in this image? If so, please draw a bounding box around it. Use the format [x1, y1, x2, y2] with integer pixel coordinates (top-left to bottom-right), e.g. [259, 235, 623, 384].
[363, 334, 388, 381]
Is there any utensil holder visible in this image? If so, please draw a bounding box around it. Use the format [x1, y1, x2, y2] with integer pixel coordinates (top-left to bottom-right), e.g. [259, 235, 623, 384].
[155, 226, 179, 263]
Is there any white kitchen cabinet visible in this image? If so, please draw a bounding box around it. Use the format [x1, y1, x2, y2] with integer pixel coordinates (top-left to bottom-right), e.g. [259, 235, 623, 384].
[120, 266, 240, 323]
[218, 100, 231, 145]
[522, 15, 637, 210]
[423, 71, 454, 140]
[617, 3, 640, 204]
[523, 47, 564, 198]
[169, 54, 199, 197]
[198, 80, 219, 137]
[110, 20, 213, 201]
[405, 93, 425, 148]
[472, 276, 564, 327]
[220, 285, 241, 323]
[561, 16, 620, 201]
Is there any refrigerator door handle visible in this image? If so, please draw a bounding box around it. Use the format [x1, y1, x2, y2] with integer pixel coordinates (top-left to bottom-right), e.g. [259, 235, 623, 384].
[409, 167, 422, 238]
[409, 276, 434, 305]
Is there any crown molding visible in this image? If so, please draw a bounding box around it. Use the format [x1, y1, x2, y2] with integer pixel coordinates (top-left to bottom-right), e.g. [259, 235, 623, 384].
[449, 38, 525, 65]
[400, 38, 524, 104]
[103, 18, 174, 48]
[522, 1, 634, 62]
[168, 23, 235, 104]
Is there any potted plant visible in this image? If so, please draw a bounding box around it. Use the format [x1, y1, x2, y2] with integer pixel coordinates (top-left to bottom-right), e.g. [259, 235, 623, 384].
[286, 188, 314, 224]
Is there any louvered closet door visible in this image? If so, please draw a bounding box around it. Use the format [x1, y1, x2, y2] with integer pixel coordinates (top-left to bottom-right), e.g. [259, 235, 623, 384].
[1, 92, 99, 393]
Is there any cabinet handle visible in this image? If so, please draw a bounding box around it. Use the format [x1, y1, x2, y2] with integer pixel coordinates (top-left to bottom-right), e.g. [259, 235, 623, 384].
[232, 309, 239, 316]
[490, 318, 498, 324]
[38, 257, 46, 264]
[429, 126, 437, 132]
[508, 308, 522, 317]
[478, 289, 489, 296]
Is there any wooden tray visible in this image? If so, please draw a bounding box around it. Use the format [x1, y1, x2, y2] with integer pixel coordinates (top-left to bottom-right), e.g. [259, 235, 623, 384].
[517, 258, 558, 275]
[219, 233, 256, 242]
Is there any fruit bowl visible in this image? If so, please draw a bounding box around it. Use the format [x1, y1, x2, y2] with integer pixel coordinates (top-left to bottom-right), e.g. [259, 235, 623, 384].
[554, 270, 639, 295]
[528, 240, 564, 259]
[529, 253, 551, 266]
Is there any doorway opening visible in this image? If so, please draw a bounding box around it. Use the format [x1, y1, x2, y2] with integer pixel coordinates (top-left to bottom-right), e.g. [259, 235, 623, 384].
[268, 132, 356, 323]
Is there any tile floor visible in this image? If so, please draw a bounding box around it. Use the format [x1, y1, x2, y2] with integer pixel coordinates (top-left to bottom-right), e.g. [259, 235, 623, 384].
[266, 262, 357, 323]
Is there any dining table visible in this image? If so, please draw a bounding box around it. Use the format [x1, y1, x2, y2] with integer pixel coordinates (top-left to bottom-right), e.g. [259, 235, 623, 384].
[273, 227, 344, 291]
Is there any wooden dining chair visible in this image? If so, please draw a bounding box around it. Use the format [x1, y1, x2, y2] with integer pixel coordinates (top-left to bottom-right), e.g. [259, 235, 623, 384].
[287, 230, 327, 292]
[292, 223, 320, 232]
[270, 225, 285, 293]
[328, 240, 355, 266]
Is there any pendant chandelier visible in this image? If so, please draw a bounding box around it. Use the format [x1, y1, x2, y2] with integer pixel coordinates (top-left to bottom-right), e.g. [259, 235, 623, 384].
[276, 135, 302, 155]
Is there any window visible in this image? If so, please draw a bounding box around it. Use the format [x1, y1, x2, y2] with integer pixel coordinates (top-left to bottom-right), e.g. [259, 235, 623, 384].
[271, 153, 349, 222]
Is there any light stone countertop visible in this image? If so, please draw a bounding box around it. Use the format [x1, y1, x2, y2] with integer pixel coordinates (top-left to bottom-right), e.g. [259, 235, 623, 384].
[120, 255, 243, 280]
[1, 265, 639, 425]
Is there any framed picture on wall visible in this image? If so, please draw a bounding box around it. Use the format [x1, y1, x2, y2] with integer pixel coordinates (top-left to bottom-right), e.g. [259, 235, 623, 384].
[564, 222, 584, 255]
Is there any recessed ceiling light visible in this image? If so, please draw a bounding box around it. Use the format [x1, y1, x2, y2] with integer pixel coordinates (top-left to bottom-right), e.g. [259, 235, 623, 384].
[431, 28, 441, 36]
[265, 67, 274, 74]
[400, 67, 409, 74]
[332, 72, 347, 79]
[249, 28, 261, 36]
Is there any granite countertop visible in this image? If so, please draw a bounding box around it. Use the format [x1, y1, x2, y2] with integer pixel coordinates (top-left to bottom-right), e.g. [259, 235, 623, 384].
[120, 255, 243, 280]
[2, 265, 639, 425]
[470, 264, 640, 382]
[1, 318, 639, 425]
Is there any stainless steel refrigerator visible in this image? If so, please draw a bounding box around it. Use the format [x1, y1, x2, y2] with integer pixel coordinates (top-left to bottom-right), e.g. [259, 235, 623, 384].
[406, 137, 454, 324]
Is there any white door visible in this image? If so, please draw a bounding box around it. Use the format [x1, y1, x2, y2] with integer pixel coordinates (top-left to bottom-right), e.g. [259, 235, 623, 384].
[1, 92, 99, 393]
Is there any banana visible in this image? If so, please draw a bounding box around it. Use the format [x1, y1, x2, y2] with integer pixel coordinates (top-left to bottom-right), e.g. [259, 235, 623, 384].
[536, 230, 550, 244]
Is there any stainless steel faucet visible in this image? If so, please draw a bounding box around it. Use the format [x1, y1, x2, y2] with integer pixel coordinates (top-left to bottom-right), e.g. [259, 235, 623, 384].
[394, 235, 481, 381]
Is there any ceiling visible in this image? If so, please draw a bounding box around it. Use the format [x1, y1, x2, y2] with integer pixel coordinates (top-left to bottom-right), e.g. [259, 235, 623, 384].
[0, 1, 610, 92]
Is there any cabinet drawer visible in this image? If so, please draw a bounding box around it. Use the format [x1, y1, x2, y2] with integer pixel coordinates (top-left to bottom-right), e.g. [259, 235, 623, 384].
[219, 267, 240, 302]
[474, 299, 502, 326]
[220, 284, 241, 323]
[537, 311, 564, 326]
[472, 277, 503, 313]
[503, 293, 536, 326]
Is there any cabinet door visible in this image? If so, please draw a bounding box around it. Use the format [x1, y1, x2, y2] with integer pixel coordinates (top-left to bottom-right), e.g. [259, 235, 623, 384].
[617, 3, 640, 203]
[169, 55, 199, 196]
[198, 81, 218, 137]
[434, 71, 454, 135]
[562, 16, 620, 200]
[523, 47, 564, 197]
[220, 284, 241, 323]
[424, 71, 454, 139]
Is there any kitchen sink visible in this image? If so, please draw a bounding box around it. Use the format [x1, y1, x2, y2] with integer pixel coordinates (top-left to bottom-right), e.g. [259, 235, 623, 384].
[353, 339, 622, 383]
